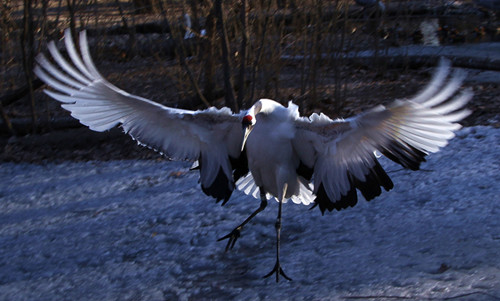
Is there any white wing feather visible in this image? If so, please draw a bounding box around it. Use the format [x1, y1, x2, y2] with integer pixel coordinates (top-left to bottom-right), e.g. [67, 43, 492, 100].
[294, 59, 472, 204]
[35, 30, 471, 208]
[34, 29, 243, 189]
[235, 173, 315, 205]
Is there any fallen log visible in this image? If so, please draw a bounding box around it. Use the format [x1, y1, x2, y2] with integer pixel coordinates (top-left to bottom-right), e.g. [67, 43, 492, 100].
[281, 43, 500, 71]
[0, 116, 81, 136]
[83, 2, 485, 37]
[0, 79, 43, 107]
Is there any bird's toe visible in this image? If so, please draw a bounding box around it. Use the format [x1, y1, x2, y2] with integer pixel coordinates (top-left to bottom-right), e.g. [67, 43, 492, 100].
[217, 227, 242, 252]
[263, 261, 292, 282]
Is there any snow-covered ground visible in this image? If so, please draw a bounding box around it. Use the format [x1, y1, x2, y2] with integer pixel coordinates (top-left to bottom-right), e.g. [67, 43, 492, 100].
[0, 125, 499, 300]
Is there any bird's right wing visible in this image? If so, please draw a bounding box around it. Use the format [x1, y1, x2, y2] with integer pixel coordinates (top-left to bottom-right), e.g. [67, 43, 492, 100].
[34, 29, 246, 203]
[293, 59, 472, 213]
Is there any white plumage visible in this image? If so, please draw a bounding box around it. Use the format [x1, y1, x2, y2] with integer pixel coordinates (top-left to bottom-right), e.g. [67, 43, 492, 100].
[34, 29, 472, 281]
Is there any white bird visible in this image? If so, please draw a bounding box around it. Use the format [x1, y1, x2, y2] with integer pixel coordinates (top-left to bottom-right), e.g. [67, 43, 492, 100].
[183, 13, 195, 39]
[34, 29, 472, 282]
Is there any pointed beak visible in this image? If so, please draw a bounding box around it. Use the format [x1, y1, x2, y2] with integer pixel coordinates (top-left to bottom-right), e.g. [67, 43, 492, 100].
[241, 125, 253, 152]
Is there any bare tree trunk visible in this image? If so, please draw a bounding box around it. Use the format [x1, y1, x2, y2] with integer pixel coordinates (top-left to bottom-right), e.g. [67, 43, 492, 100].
[36, 0, 48, 54]
[214, 0, 237, 112]
[236, 0, 248, 109]
[66, 0, 77, 43]
[333, 0, 346, 110]
[299, 12, 307, 96]
[202, 7, 216, 103]
[51, 0, 63, 38]
[308, 1, 322, 104]
[115, 0, 137, 58]
[188, 0, 201, 33]
[21, 0, 37, 132]
[1, 0, 15, 135]
[249, 0, 272, 103]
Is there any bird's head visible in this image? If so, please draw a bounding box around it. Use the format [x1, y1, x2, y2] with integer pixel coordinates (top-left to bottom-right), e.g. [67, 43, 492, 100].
[241, 101, 263, 151]
[241, 113, 256, 151]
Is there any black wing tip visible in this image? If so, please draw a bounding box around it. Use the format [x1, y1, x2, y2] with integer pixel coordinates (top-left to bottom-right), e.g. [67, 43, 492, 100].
[231, 149, 249, 183]
[313, 158, 394, 214]
[199, 151, 249, 205]
[200, 167, 234, 204]
[381, 141, 427, 171]
[313, 183, 358, 214]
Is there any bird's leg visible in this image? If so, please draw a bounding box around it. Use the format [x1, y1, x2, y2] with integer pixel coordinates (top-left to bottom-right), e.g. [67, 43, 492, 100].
[263, 183, 292, 282]
[218, 189, 268, 252]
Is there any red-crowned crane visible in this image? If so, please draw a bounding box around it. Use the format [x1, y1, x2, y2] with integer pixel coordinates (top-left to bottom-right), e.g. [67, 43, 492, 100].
[34, 29, 472, 282]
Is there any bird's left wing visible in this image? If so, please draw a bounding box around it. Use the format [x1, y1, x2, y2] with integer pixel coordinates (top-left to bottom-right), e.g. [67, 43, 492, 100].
[34, 29, 246, 203]
[293, 59, 472, 213]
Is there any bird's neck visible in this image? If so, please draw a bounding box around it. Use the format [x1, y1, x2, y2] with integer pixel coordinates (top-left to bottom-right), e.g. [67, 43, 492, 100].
[252, 99, 282, 115]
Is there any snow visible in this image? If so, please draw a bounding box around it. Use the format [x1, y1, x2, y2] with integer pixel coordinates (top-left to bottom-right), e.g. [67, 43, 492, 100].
[0, 125, 499, 300]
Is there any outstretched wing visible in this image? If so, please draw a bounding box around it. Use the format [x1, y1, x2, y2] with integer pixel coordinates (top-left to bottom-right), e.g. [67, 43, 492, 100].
[34, 29, 247, 203]
[293, 59, 472, 213]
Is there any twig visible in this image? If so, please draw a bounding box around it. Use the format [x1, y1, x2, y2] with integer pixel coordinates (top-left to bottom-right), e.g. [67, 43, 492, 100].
[0, 101, 15, 136]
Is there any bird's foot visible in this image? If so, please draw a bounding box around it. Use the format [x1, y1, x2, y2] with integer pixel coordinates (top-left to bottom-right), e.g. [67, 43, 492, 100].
[217, 227, 241, 252]
[263, 260, 292, 282]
